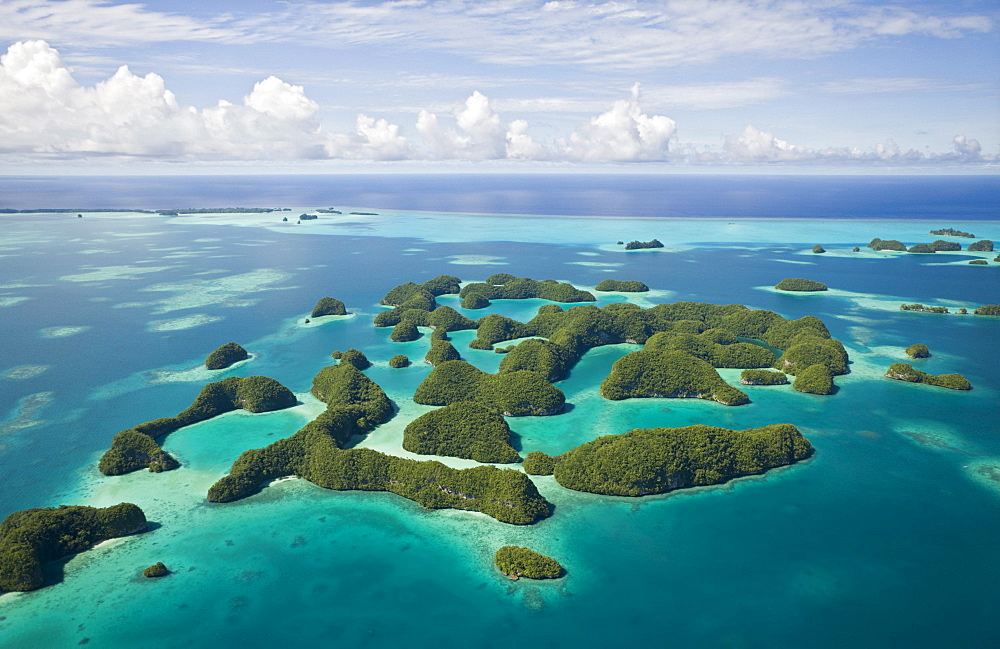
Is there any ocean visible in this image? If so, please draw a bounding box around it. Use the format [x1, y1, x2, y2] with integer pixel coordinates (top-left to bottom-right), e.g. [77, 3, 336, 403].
[0, 174, 998, 648]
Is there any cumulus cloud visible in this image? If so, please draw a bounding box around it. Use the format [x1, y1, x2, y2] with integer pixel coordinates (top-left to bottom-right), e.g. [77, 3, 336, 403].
[724, 125, 810, 163]
[557, 83, 676, 162]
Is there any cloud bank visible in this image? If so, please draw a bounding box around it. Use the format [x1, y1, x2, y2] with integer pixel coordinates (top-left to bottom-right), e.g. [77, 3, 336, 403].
[0, 41, 990, 166]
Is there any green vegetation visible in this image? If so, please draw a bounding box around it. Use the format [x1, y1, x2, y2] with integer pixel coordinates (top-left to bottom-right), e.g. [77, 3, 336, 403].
[333, 349, 372, 370]
[389, 354, 410, 368]
[552, 424, 812, 496]
[462, 292, 491, 309]
[906, 343, 930, 359]
[403, 401, 519, 463]
[143, 562, 169, 578]
[498, 338, 574, 381]
[900, 304, 949, 314]
[424, 338, 461, 366]
[740, 369, 789, 385]
[0, 503, 147, 592]
[812, 245, 826, 254]
[205, 342, 249, 370]
[929, 240, 962, 252]
[969, 260, 988, 265]
[907, 244, 935, 253]
[644, 330, 775, 369]
[968, 240, 994, 252]
[974, 304, 1000, 316]
[868, 238, 907, 252]
[601, 349, 750, 406]
[310, 297, 347, 317]
[99, 376, 297, 475]
[522, 451, 556, 476]
[299, 213, 317, 221]
[494, 546, 563, 579]
[792, 364, 835, 395]
[930, 228, 974, 238]
[624, 239, 664, 250]
[391, 321, 420, 342]
[414, 360, 565, 416]
[459, 276, 595, 303]
[885, 363, 972, 390]
[208, 365, 551, 524]
[595, 279, 650, 292]
[375, 275, 464, 327]
[775, 278, 828, 292]
[773, 336, 848, 375]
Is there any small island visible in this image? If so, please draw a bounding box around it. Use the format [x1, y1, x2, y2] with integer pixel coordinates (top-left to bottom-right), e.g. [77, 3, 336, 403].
[0, 503, 147, 592]
[205, 342, 249, 370]
[900, 303, 949, 314]
[775, 278, 828, 292]
[403, 401, 520, 463]
[388, 354, 410, 368]
[299, 213, 318, 221]
[968, 240, 994, 252]
[885, 363, 972, 390]
[595, 279, 650, 292]
[494, 546, 563, 580]
[929, 240, 961, 252]
[812, 245, 826, 254]
[969, 260, 988, 265]
[930, 228, 974, 238]
[310, 297, 347, 317]
[907, 243, 935, 254]
[415, 360, 565, 416]
[867, 238, 907, 252]
[974, 304, 1000, 316]
[459, 274, 595, 303]
[143, 562, 170, 578]
[906, 343, 930, 359]
[624, 239, 664, 250]
[792, 364, 835, 395]
[740, 369, 789, 385]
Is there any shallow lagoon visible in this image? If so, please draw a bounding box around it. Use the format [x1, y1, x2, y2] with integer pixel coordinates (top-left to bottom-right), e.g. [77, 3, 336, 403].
[0, 175, 998, 648]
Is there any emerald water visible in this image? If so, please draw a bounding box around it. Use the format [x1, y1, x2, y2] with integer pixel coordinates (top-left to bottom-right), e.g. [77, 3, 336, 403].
[0, 175, 998, 648]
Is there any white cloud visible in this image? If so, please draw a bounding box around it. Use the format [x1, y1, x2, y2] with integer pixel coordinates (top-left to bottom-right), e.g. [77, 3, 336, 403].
[557, 83, 676, 162]
[820, 77, 990, 95]
[724, 125, 811, 163]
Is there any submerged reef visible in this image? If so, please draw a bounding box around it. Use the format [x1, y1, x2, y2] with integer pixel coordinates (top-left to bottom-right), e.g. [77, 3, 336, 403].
[0, 503, 147, 592]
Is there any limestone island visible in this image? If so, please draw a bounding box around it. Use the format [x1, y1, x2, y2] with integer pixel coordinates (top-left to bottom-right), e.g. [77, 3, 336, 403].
[99, 376, 297, 475]
[775, 278, 828, 292]
[595, 279, 650, 292]
[524, 424, 812, 496]
[812, 245, 826, 254]
[205, 342, 249, 370]
[459, 274, 595, 303]
[143, 562, 169, 578]
[929, 240, 961, 251]
[906, 343, 930, 359]
[885, 363, 972, 390]
[867, 238, 907, 252]
[494, 546, 563, 580]
[388, 354, 410, 368]
[900, 303, 949, 314]
[740, 369, 789, 385]
[974, 304, 1000, 316]
[624, 239, 664, 250]
[0, 503, 147, 592]
[968, 240, 994, 252]
[930, 228, 975, 238]
[907, 244, 936, 254]
[403, 401, 520, 464]
[311, 297, 347, 317]
[969, 260, 988, 265]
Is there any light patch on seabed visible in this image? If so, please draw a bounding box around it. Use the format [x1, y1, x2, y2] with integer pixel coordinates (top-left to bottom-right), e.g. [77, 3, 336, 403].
[193, 238, 222, 242]
[150, 355, 256, 385]
[891, 420, 974, 455]
[147, 314, 224, 332]
[963, 459, 1000, 497]
[567, 261, 623, 267]
[597, 243, 693, 253]
[0, 296, 31, 307]
[58, 265, 173, 282]
[403, 248, 427, 252]
[40, 326, 90, 338]
[77, 249, 121, 255]
[1, 365, 50, 380]
[113, 301, 156, 309]
[140, 268, 294, 314]
[0, 391, 54, 436]
[579, 285, 677, 306]
[0, 281, 51, 289]
[771, 259, 815, 265]
[446, 255, 508, 265]
[577, 252, 601, 256]
[108, 231, 167, 238]
[89, 297, 111, 302]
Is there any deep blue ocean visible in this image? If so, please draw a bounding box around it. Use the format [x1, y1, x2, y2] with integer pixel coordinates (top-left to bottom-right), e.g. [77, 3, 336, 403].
[0, 174, 998, 649]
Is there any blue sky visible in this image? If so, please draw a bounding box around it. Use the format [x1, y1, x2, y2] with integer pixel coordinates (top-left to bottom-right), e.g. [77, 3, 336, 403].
[0, 0, 997, 171]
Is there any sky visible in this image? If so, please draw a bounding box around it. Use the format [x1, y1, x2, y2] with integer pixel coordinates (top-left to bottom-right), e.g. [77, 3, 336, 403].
[0, 0, 998, 173]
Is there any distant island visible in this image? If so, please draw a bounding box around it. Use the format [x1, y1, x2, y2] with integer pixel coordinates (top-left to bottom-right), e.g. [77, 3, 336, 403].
[775, 278, 827, 292]
[310, 297, 347, 317]
[595, 279, 650, 292]
[930, 228, 974, 238]
[495, 546, 563, 580]
[624, 239, 664, 250]
[867, 238, 907, 251]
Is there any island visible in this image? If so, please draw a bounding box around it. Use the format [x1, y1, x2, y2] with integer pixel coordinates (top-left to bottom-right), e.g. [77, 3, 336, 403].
[595, 279, 650, 292]
[388, 354, 410, 368]
[330, 348, 371, 370]
[624, 239, 664, 250]
[907, 244, 935, 253]
[0, 503, 147, 592]
[528, 423, 812, 496]
[391, 321, 420, 342]
[885, 363, 972, 390]
[403, 401, 520, 463]
[867, 238, 907, 251]
[740, 369, 789, 385]
[522, 451, 557, 475]
[143, 562, 169, 578]
[812, 245, 826, 254]
[968, 240, 994, 252]
[99, 376, 297, 475]
[929, 240, 961, 251]
[775, 278, 828, 292]
[930, 228, 974, 238]
[424, 338, 461, 365]
[461, 292, 491, 309]
[494, 546, 563, 580]
[906, 343, 930, 359]
[974, 304, 1000, 316]
[602, 349, 750, 405]
[310, 297, 347, 317]
[900, 303, 949, 314]
[299, 213, 318, 221]
[415, 360, 565, 416]
[792, 363, 835, 395]
[459, 274, 595, 303]
[205, 342, 249, 370]
[969, 260, 988, 265]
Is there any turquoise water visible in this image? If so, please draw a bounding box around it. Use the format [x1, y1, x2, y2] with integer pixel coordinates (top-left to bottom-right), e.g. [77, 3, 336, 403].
[1, 176, 998, 648]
